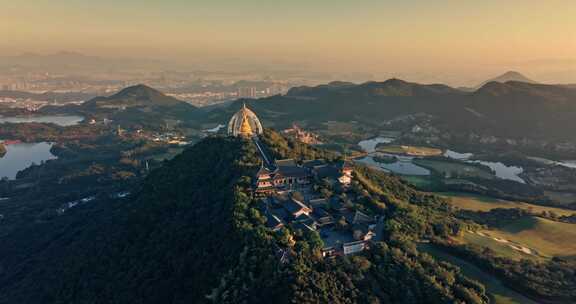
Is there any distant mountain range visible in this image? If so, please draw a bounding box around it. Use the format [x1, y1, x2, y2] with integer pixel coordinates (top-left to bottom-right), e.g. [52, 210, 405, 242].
[36, 75, 576, 145]
[206, 77, 576, 144]
[288, 78, 464, 97]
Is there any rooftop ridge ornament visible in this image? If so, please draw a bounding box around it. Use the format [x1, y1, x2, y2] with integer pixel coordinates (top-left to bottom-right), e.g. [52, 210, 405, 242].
[227, 103, 263, 137]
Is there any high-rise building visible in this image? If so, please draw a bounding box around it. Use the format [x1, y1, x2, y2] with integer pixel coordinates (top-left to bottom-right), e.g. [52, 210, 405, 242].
[237, 87, 257, 98]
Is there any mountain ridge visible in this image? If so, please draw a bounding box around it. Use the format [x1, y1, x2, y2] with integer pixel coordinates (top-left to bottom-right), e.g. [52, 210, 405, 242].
[208, 78, 576, 146]
[287, 78, 464, 97]
[83, 84, 193, 108]
[476, 71, 538, 89]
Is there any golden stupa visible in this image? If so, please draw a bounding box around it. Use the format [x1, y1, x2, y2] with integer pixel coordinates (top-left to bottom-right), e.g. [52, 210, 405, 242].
[238, 113, 254, 137]
[227, 103, 263, 137]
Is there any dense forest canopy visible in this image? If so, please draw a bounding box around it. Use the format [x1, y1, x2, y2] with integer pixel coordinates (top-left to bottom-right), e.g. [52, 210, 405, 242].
[3, 130, 573, 303]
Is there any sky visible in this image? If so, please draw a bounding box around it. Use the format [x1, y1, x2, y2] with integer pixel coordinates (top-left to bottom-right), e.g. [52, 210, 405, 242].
[1, 0, 576, 85]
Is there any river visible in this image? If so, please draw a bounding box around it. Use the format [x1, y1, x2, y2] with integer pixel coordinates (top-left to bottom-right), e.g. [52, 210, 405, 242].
[0, 142, 57, 179]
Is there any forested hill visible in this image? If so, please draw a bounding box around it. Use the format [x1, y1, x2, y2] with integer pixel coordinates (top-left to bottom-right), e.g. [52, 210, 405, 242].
[40, 84, 201, 128]
[0, 136, 289, 303]
[0, 133, 490, 303]
[82, 84, 193, 108]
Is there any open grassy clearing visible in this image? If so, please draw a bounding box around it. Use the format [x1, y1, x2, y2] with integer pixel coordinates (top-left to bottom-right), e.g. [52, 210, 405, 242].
[458, 216, 576, 259]
[485, 216, 576, 258]
[441, 192, 576, 217]
[458, 231, 543, 261]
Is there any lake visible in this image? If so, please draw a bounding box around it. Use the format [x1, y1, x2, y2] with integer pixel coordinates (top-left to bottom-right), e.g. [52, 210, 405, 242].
[0, 142, 57, 179]
[357, 137, 431, 175]
[444, 150, 526, 183]
[0, 115, 83, 126]
[357, 155, 431, 176]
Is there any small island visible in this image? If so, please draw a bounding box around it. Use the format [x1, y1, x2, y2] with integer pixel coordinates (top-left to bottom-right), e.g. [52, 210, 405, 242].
[375, 144, 443, 156]
[372, 154, 398, 164]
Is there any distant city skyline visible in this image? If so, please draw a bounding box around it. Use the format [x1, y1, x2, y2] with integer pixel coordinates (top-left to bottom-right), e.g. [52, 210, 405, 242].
[1, 1, 575, 86]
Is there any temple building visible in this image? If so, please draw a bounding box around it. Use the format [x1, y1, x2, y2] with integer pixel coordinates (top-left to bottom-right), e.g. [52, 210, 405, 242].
[227, 103, 263, 137]
[254, 159, 354, 197]
[254, 159, 311, 197]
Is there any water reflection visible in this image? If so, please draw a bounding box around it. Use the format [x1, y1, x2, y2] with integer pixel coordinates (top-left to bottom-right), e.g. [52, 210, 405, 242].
[0, 142, 57, 179]
[357, 155, 431, 176]
[444, 150, 525, 183]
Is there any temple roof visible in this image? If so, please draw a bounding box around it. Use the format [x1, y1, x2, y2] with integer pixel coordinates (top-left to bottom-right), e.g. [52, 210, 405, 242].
[276, 166, 308, 178]
[276, 159, 297, 167]
[283, 197, 310, 215]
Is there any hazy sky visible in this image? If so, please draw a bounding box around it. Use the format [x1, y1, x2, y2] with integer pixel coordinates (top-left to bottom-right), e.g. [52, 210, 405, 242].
[2, 0, 575, 85]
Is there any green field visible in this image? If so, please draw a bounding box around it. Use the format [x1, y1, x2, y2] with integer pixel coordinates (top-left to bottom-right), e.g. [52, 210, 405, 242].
[486, 216, 576, 258]
[419, 244, 538, 304]
[414, 159, 495, 179]
[441, 192, 576, 217]
[456, 216, 576, 259]
[442, 193, 576, 259]
[460, 232, 541, 260]
[375, 145, 443, 156]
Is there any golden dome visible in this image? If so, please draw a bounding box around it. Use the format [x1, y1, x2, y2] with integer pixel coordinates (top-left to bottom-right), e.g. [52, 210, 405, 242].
[227, 103, 263, 137]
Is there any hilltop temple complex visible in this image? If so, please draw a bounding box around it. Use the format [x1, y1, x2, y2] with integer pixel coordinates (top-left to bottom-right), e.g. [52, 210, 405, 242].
[225, 103, 376, 257]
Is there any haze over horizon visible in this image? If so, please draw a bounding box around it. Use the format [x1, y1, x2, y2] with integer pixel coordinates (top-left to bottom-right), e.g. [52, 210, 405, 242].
[2, 0, 576, 86]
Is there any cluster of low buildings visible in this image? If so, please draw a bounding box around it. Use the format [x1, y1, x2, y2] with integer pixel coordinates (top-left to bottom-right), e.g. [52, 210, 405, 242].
[149, 132, 189, 146]
[253, 158, 380, 257]
[282, 124, 322, 145]
[0, 97, 47, 111]
[262, 192, 380, 257]
[254, 159, 353, 196]
[112, 127, 190, 146]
